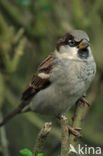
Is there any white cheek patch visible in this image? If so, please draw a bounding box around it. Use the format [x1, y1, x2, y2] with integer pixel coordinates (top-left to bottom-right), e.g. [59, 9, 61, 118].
[64, 47, 78, 59]
[38, 73, 50, 79]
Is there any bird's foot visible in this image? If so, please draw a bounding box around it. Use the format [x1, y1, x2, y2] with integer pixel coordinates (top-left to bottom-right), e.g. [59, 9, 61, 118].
[57, 115, 82, 137]
[68, 125, 82, 137]
[79, 96, 90, 107]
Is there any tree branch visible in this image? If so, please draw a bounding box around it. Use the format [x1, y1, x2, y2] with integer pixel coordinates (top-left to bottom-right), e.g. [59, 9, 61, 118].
[33, 122, 52, 156]
[70, 100, 89, 148]
[61, 115, 69, 156]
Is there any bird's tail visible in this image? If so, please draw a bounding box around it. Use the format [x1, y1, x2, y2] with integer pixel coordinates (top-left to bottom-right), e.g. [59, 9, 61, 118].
[0, 107, 22, 127]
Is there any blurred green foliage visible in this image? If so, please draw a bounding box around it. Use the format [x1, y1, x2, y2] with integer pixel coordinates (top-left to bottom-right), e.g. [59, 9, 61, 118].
[0, 0, 103, 156]
[20, 148, 33, 156]
[18, 0, 31, 7]
[20, 148, 43, 156]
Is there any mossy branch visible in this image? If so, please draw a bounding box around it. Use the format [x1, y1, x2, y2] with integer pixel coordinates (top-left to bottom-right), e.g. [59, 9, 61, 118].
[61, 116, 69, 156]
[70, 100, 89, 150]
[33, 122, 52, 156]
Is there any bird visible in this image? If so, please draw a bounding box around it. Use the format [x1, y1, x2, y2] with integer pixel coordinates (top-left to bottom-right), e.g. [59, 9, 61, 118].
[0, 30, 96, 127]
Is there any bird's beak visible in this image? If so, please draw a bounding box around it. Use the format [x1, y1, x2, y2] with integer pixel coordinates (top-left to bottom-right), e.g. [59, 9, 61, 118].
[78, 39, 89, 49]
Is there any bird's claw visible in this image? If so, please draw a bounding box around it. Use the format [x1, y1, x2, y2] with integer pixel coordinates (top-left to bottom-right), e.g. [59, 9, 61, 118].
[57, 115, 82, 137]
[68, 125, 82, 137]
[79, 96, 90, 107]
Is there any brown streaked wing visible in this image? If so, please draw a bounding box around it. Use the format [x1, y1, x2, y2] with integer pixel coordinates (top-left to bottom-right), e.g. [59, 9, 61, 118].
[21, 53, 54, 102]
[0, 54, 55, 127]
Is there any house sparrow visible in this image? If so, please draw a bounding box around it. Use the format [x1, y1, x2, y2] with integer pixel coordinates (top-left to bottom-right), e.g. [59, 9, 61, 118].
[0, 30, 96, 127]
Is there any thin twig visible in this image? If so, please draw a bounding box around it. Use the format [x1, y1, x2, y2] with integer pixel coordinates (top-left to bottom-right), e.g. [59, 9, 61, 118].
[70, 100, 89, 145]
[69, 99, 90, 156]
[33, 122, 52, 156]
[61, 115, 69, 156]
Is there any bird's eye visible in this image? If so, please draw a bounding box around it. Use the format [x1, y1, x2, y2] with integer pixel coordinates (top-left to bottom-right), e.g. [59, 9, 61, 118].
[68, 39, 76, 47]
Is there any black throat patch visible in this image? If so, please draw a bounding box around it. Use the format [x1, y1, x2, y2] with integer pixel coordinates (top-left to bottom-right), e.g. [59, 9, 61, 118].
[78, 48, 89, 59]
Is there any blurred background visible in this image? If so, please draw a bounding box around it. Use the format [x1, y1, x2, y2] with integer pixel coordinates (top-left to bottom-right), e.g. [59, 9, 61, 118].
[0, 0, 103, 156]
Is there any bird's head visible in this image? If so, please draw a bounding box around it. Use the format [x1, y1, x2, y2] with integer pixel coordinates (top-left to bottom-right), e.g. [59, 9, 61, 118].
[56, 30, 92, 61]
